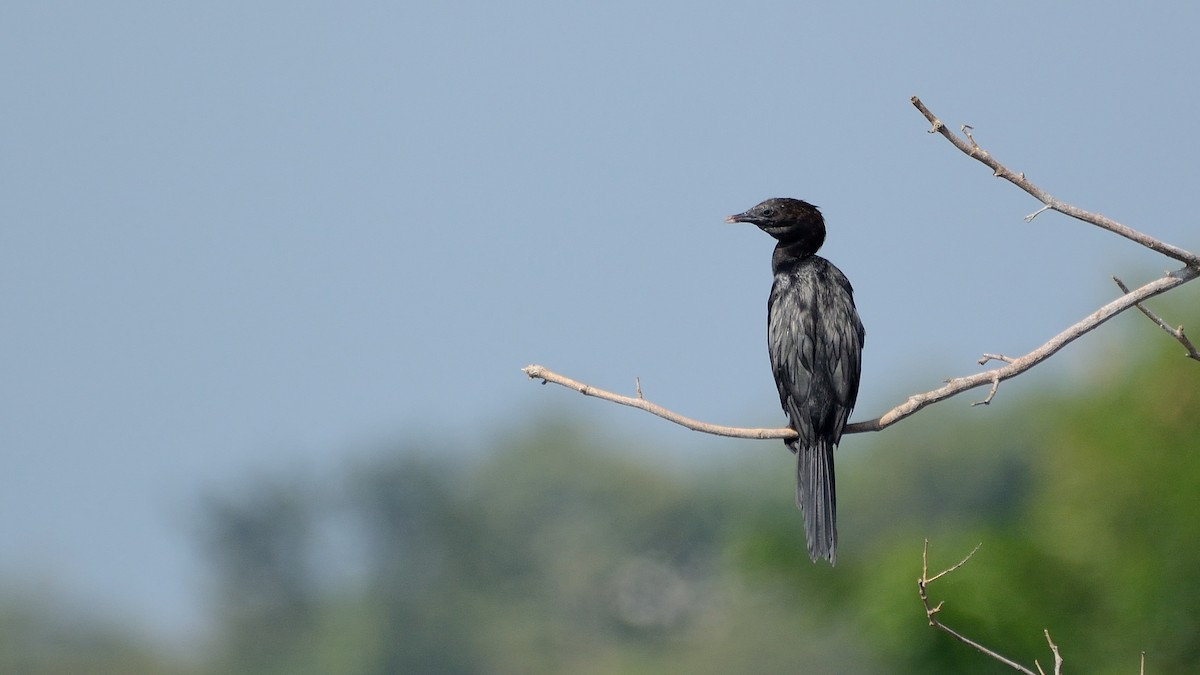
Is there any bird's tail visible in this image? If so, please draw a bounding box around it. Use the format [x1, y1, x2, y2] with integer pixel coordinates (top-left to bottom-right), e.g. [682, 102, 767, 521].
[795, 438, 837, 565]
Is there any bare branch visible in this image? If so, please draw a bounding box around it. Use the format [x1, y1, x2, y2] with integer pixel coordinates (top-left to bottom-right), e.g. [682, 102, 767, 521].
[919, 541, 1037, 674]
[1114, 276, 1200, 361]
[910, 96, 1200, 268]
[521, 364, 797, 440]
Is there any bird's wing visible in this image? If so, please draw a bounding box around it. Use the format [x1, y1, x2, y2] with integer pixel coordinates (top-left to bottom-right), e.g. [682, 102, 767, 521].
[820, 266, 865, 414]
[767, 274, 817, 446]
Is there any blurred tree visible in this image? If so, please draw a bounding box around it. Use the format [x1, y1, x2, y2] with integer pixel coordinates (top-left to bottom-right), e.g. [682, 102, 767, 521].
[342, 452, 483, 674]
[197, 476, 321, 674]
[188, 313, 1198, 674]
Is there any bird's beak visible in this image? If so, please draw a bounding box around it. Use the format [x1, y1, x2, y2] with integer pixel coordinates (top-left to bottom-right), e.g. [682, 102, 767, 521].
[725, 212, 749, 224]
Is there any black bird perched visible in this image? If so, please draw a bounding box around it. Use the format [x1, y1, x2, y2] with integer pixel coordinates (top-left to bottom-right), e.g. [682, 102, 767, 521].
[727, 198, 865, 564]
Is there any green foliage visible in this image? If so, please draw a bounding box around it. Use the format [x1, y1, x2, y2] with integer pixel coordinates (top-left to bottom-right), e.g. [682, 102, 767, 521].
[1021, 343, 1200, 672]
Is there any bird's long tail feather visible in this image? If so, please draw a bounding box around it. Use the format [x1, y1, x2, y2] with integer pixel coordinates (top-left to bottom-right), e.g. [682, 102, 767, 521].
[795, 439, 837, 564]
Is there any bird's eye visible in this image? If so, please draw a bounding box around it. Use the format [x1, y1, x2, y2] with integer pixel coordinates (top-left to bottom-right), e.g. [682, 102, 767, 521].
[759, 208, 776, 218]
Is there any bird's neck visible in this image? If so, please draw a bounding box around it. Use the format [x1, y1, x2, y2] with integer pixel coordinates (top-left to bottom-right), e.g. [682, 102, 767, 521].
[772, 239, 821, 273]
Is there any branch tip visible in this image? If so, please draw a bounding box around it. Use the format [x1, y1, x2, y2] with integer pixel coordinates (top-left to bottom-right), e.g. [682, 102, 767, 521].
[1043, 630, 1063, 675]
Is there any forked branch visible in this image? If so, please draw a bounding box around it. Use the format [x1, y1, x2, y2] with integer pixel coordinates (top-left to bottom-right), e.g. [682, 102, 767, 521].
[919, 541, 1058, 675]
[1114, 276, 1200, 361]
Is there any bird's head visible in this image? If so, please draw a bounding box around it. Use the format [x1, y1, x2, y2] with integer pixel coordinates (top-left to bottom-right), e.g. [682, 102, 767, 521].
[725, 197, 826, 253]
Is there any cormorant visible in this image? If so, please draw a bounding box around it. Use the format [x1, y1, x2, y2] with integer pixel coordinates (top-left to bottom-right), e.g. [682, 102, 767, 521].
[726, 198, 865, 564]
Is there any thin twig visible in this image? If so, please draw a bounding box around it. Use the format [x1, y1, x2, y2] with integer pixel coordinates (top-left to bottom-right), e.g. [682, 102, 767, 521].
[922, 539, 982, 585]
[1114, 276, 1200, 361]
[918, 541, 1036, 674]
[1044, 630, 1064, 675]
[911, 96, 1200, 268]
[971, 373, 1001, 407]
[1025, 205, 1052, 222]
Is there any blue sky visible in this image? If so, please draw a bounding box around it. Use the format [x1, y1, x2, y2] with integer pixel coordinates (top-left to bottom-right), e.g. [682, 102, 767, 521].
[2, 2, 1197, 640]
